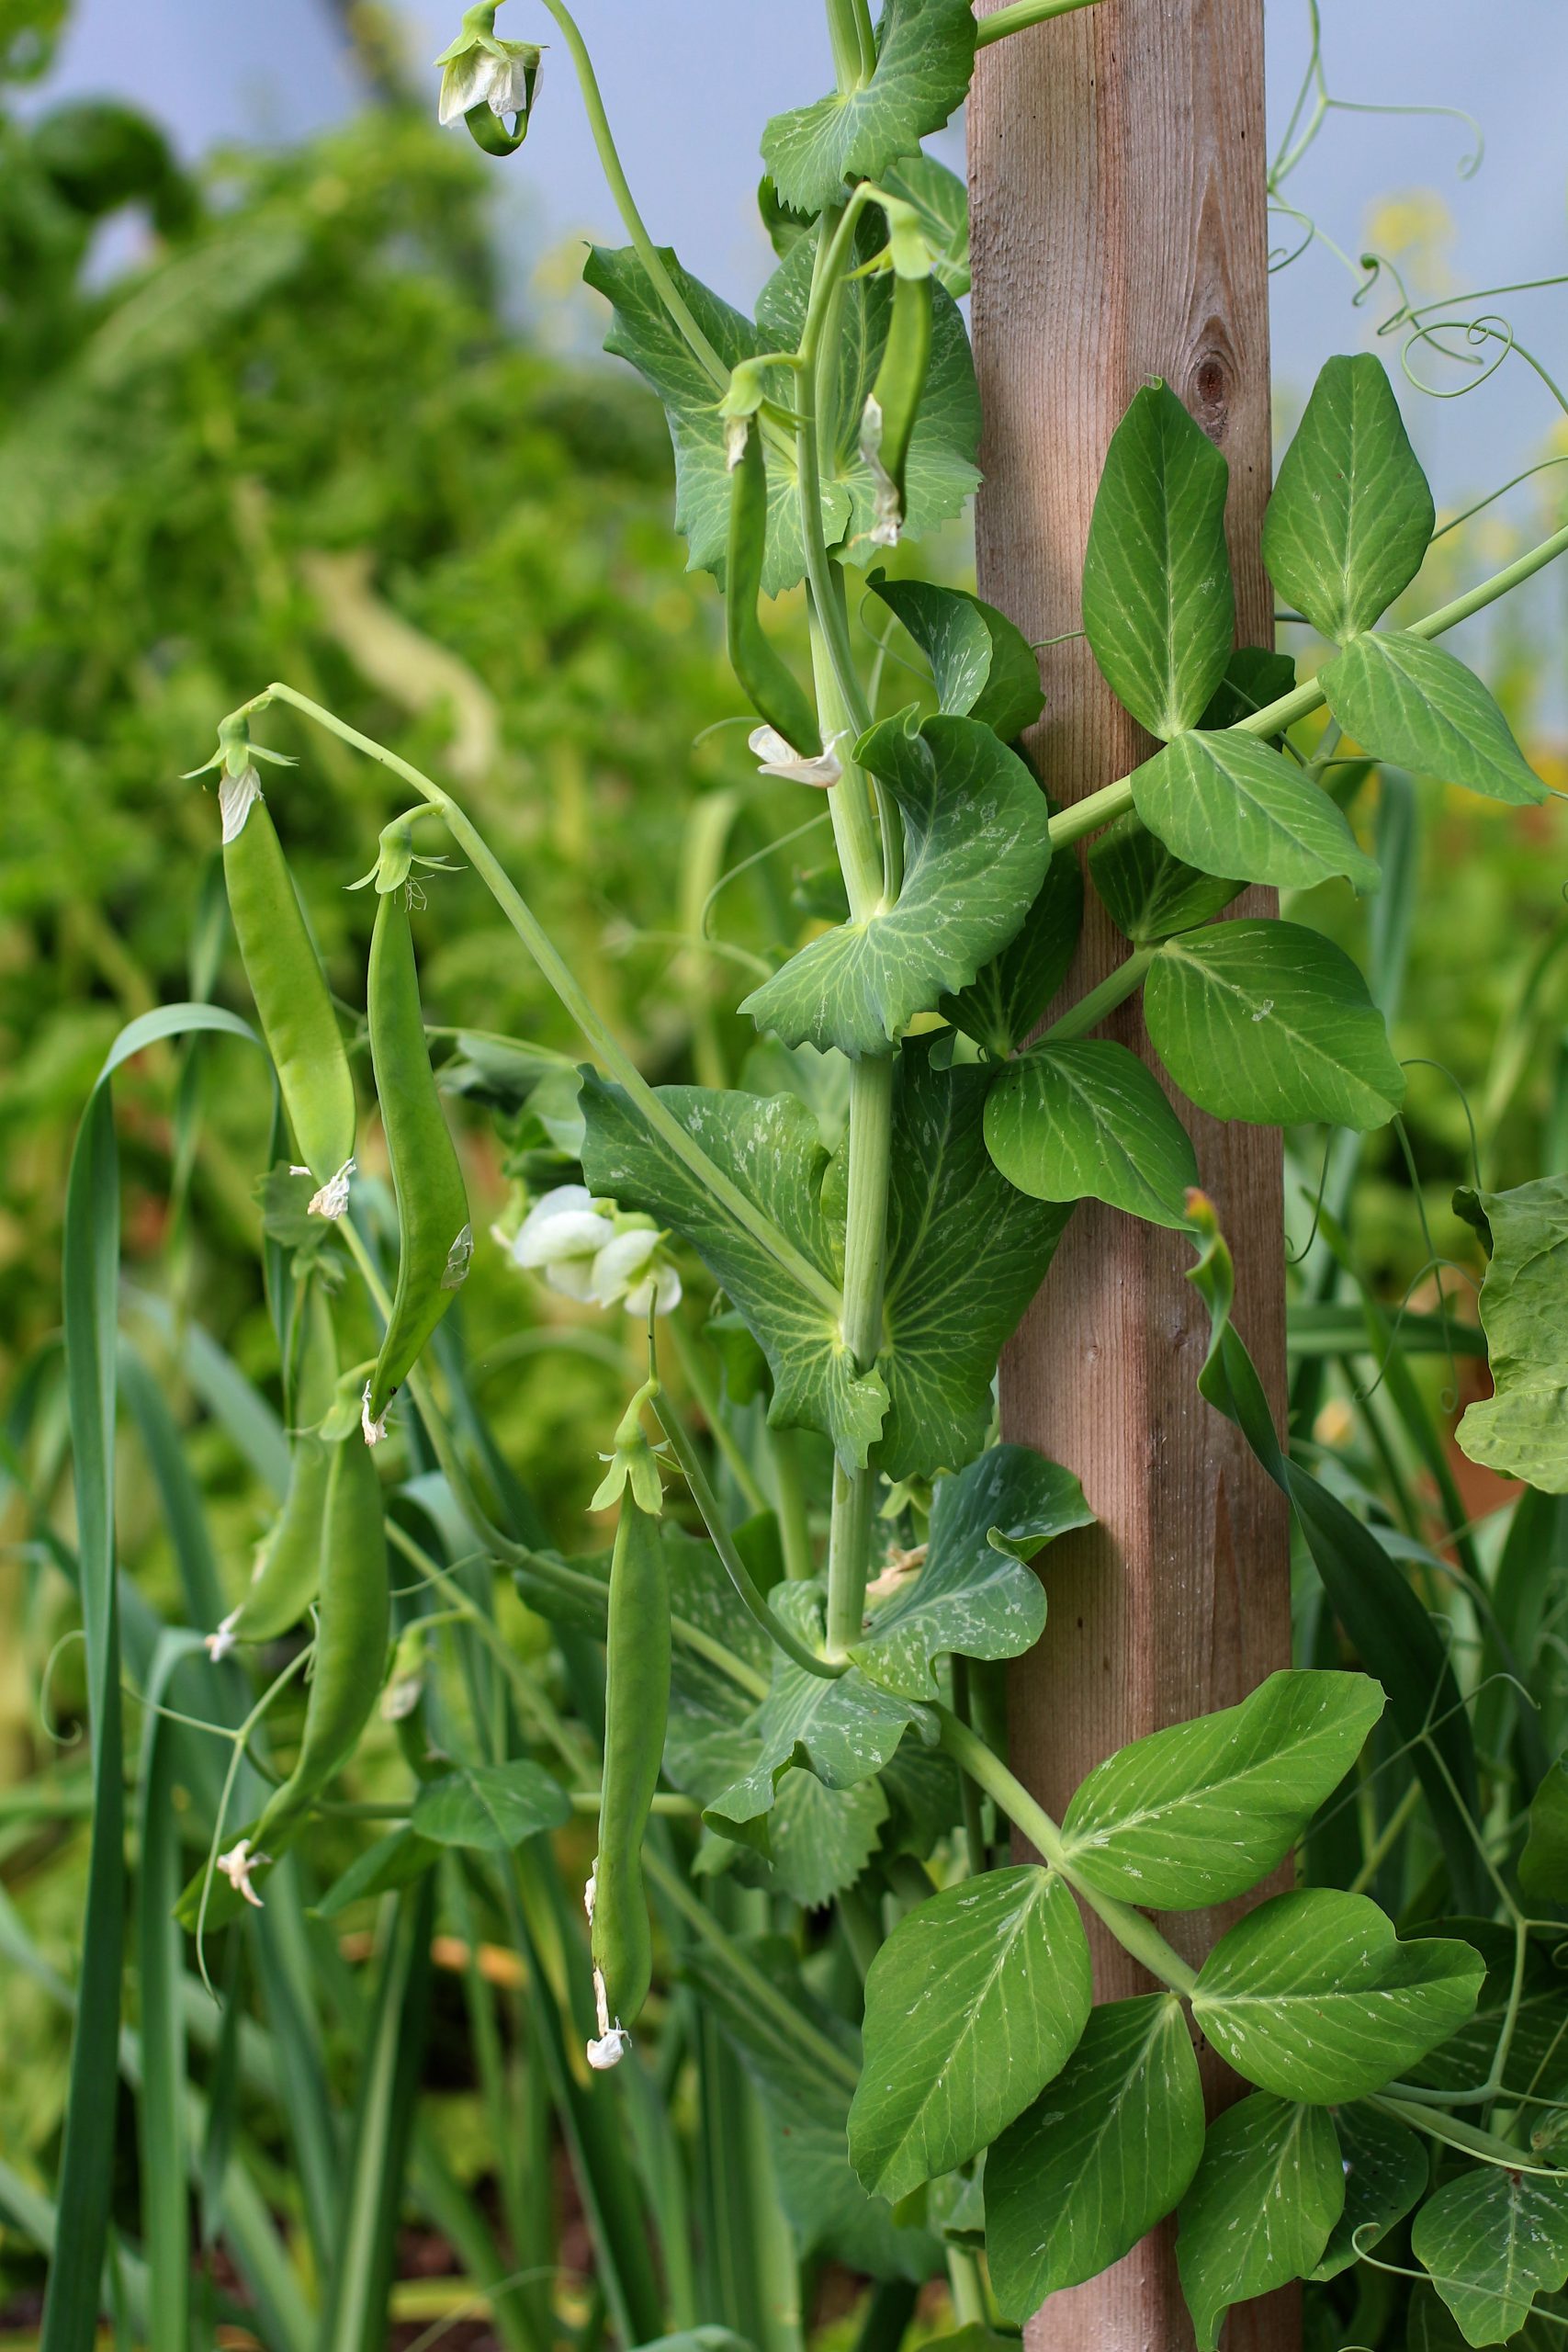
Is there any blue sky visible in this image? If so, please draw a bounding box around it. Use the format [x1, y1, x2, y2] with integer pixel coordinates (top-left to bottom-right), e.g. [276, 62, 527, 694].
[25, 2, 1568, 525]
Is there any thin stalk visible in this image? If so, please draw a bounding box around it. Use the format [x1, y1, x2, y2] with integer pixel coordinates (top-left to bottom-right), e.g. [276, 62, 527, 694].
[769, 1426, 816, 1581]
[666, 1312, 769, 1518]
[1348, 1773, 1423, 1895]
[826, 1053, 896, 1657]
[950, 1657, 990, 1875]
[1045, 514, 1568, 851]
[1044, 946, 1155, 1042]
[976, 0, 1102, 42]
[936, 1706, 1200, 1996]
[249, 683, 842, 1320]
[1370, 2093, 1550, 2174]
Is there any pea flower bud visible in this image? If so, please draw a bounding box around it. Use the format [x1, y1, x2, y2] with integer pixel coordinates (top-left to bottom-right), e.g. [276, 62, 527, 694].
[434, 4, 542, 153]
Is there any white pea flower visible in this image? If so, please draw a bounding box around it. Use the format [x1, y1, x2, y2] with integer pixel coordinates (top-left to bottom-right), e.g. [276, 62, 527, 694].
[588, 1222, 682, 1317]
[507, 1183, 617, 1299]
[748, 724, 843, 788]
[434, 6, 542, 128]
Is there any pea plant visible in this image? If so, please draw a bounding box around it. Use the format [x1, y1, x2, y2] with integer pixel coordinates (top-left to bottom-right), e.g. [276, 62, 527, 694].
[28, 3, 1568, 2349]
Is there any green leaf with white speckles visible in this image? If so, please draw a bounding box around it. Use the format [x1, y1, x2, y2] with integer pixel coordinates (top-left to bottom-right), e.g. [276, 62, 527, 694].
[1457, 1175, 1568, 1494]
[1177, 2095, 1344, 2352]
[741, 712, 1052, 1057]
[1314, 2102, 1427, 2281]
[760, 0, 976, 215]
[851, 1442, 1090, 1699]
[1413, 2164, 1568, 2346]
[1058, 1668, 1385, 1908]
[987, 1995, 1204, 2316]
[1191, 1889, 1484, 2103]
[847, 1865, 1090, 2200]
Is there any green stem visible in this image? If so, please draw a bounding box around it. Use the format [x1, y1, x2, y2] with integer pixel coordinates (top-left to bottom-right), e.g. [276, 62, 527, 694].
[1045, 514, 1568, 852]
[1044, 946, 1155, 1042]
[936, 1705, 1201, 1996]
[666, 1312, 769, 1518]
[769, 1427, 816, 1582]
[824, 0, 871, 86]
[811, 617, 882, 920]
[1347, 1773, 1424, 1896]
[826, 1054, 896, 1657]
[535, 0, 728, 390]
[976, 0, 1102, 42]
[1370, 2093, 1554, 2175]
[251, 683, 841, 1321]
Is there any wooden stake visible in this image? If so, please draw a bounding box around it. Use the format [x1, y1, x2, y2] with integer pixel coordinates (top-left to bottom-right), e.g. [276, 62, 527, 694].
[970, 2, 1295, 2346]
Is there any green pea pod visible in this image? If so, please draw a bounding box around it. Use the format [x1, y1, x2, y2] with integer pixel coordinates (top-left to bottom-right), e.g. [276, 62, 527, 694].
[588, 1495, 670, 2056]
[362, 886, 472, 1441]
[177, 1429, 389, 1927]
[860, 272, 932, 548]
[221, 775, 356, 1194]
[207, 1282, 339, 1657]
[725, 419, 822, 760]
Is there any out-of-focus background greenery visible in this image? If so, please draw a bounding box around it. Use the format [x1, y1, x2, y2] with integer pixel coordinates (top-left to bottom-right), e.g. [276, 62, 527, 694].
[3, 0, 1567, 2333]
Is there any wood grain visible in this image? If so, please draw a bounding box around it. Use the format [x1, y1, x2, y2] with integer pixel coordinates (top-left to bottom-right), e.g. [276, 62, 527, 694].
[969, 1, 1295, 2346]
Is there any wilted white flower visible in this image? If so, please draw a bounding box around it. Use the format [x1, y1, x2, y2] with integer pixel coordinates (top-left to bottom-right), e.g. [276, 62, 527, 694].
[748, 724, 843, 787]
[434, 6, 541, 128]
[218, 1838, 269, 1909]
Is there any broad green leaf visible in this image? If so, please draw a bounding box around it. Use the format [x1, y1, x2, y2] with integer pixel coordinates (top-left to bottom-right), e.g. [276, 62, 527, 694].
[1177, 2094, 1345, 2352]
[313, 1828, 442, 1919]
[760, 0, 976, 214]
[869, 574, 1044, 740]
[581, 1074, 889, 1469]
[847, 1865, 1091, 2199]
[1322, 630, 1544, 805]
[766, 1768, 888, 1907]
[1314, 2103, 1427, 2280]
[1145, 919, 1405, 1130]
[1131, 729, 1380, 892]
[1190, 1889, 1484, 2101]
[941, 849, 1083, 1058]
[984, 1038, 1199, 1229]
[741, 712, 1052, 1057]
[1412, 2165, 1568, 2346]
[1058, 1668, 1385, 1909]
[986, 1994, 1204, 2316]
[851, 1443, 1091, 1699]
[1080, 381, 1235, 741]
[1262, 354, 1435, 641]
[411, 1759, 571, 1851]
[1522, 1755, 1568, 1904]
[755, 223, 980, 578]
[1457, 1175, 1568, 1493]
[873, 1044, 1071, 1477]
[878, 153, 970, 297]
[1089, 811, 1242, 946]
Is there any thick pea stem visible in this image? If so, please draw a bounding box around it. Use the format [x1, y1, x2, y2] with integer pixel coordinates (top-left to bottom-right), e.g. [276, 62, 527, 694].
[975, 0, 1103, 45]
[1043, 945, 1156, 1042]
[936, 1704, 1201, 1996]
[1047, 512, 1568, 852]
[246, 684, 842, 1321]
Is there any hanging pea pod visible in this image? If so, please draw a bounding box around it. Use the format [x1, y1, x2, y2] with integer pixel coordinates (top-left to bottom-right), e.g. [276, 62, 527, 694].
[586, 1431, 669, 2064]
[215, 723, 356, 1208]
[179, 1428, 389, 1926]
[860, 270, 933, 549]
[362, 836, 472, 1442]
[205, 1281, 339, 1658]
[725, 417, 825, 765]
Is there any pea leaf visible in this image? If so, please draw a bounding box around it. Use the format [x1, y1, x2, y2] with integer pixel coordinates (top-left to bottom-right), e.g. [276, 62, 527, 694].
[741, 712, 1052, 1057]
[1081, 380, 1235, 741]
[1145, 919, 1405, 1130]
[755, 224, 980, 579]
[1089, 811, 1243, 945]
[1413, 2166, 1568, 2347]
[1262, 354, 1435, 641]
[1314, 2103, 1427, 2281]
[869, 574, 1044, 741]
[987, 1995, 1204, 2316]
[312, 1826, 442, 1918]
[846, 1864, 1091, 2200]
[1522, 1755, 1568, 1904]
[878, 153, 970, 297]
[765, 1768, 889, 1907]
[1176, 2095, 1345, 2352]
[873, 1043, 1071, 1478]
[984, 1038, 1199, 1229]
[1190, 1890, 1484, 2101]
[760, 0, 976, 215]
[1321, 630, 1545, 806]
[850, 1442, 1091, 1699]
[580, 1073, 889, 1470]
[1130, 729, 1380, 892]
[941, 849, 1084, 1058]
[1058, 1668, 1385, 1908]
[411, 1759, 571, 1851]
[1457, 1175, 1568, 1493]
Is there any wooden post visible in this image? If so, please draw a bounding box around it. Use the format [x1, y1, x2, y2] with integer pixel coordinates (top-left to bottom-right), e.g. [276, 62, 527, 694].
[969, 4, 1295, 2349]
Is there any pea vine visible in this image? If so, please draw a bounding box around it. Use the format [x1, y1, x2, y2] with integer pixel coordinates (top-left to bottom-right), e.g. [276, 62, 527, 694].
[51, 2, 1568, 2346]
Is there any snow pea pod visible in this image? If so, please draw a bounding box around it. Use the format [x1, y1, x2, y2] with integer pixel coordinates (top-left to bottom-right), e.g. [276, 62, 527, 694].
[205, 1281, 338, 1658]
[220, 768, 356, 1204]
[725, 418, 823, 762]
[861, 271, 932, 548]
[587, 1493, 669, 2065]
[361, 880, 472, 1442]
